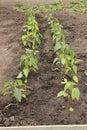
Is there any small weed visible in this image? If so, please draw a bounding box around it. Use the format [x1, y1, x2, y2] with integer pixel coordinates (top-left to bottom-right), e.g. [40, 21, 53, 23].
[64, 0, 87, 12]
[13, 4, 27, 12]
[34, 2, 62, 12]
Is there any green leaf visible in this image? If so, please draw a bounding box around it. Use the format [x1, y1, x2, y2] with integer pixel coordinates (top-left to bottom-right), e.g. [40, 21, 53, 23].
[57, 91, 68, 97]
[54, 43, 61, 52]
[24, 79, 27, 83]
[23, 68, 29, 78]
[66, 55, 71, 60]
[64, 82, 71, 91]
[61, 58, 66, 65]
[14, 87, 22, 102]
[73, 76, 78, 83]
[75, 59, 82, 64]
[4, 82, 10, 88]
[20, 88, 26, 92]
[61, 78, 67, 84]
[65, 67, 71, 74]
[22, 94, 26, 98]
[71, 88, 80, 100]
[65, 81, 76, 92]
[5, 103, 12, 109]
[17, 80, 23, 86]
[84, 70, 87, 76]
[73, 65, 77, 74]
[3, 91, 12, 96]
[53, 58, 59, 64]
[21, 54, 26, 61]
[69, 107, 74, 112]
[52, 68, 59, 71]
[16, 72, 23, 79]
[59, 53, 64, 59]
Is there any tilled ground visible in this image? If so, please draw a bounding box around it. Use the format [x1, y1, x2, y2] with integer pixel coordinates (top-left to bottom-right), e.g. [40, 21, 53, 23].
[0, 7, 87, 126]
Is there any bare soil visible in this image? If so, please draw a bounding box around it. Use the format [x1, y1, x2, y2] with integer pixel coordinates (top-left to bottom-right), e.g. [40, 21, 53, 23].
[0, 7, 87, 126]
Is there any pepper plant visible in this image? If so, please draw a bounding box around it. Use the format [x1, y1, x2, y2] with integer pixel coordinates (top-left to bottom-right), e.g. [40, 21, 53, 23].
[47, 14, 80, 111]
[17, 8, 41, 82]
[17, 49, 39, 83]
[22, 8, 41, 49]
[3, 8, 41, 104]
[3, 80, 26, 103]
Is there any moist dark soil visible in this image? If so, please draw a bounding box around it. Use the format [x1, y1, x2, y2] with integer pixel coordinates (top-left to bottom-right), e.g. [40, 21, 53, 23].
[0, 7, 87, 126]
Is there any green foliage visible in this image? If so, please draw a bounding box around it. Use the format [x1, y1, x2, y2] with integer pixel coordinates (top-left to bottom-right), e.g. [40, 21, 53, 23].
[13, 2, 62, 13]
[34, 2, 62, 12]
[14, 87, 22, 102]
[57, 90, 68, 97]
[61, 78, 80, 101]
[72, 88, 80, 100]
[3, 8, 41, 104]
[22, 9, 41, 49]
[20, 8, 41, 83]
[18, 49, 39, 82]
[47, 14, 80, 110]
[64, 0, 87, 12]
[3, 80, 26, 102]
[13, 0, 87, 13]
[13, 4, 27, 12]
[34, 5, 47, 12]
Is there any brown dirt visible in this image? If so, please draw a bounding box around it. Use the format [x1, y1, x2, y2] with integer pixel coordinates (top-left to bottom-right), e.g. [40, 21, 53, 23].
[0, 7, 27, 88]
[0, 7, 87, 126]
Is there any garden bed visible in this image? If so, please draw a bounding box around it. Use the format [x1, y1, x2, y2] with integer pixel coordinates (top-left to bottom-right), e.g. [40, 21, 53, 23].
[0, 5, 87, 126]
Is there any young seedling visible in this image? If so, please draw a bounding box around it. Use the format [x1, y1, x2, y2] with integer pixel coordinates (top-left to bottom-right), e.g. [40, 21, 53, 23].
[17, 49, 39, 83]
[3, 80, 26, 103]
